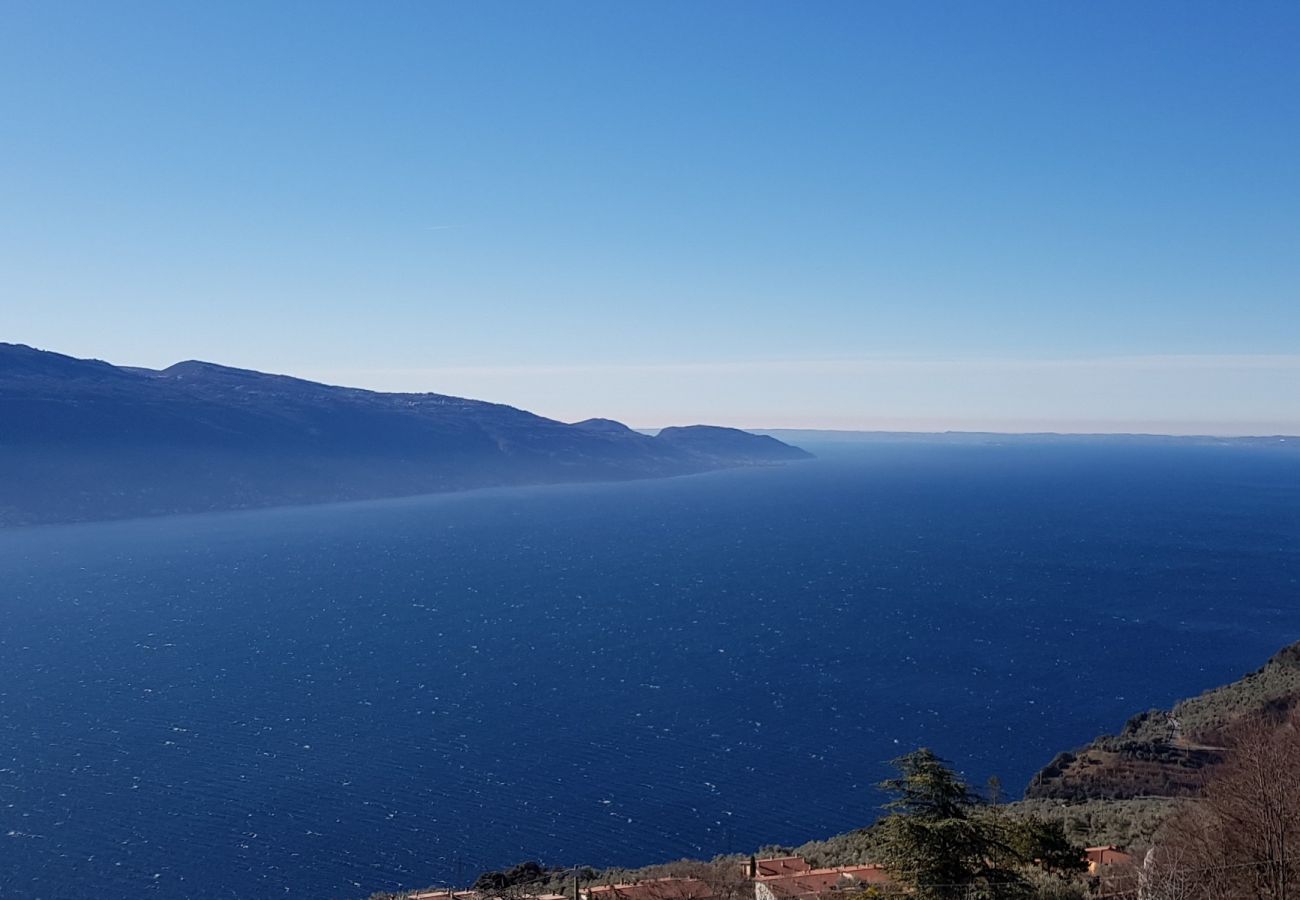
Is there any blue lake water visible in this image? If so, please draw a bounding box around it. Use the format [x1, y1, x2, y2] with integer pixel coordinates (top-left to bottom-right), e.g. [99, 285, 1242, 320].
[2, 440, 1299, 899]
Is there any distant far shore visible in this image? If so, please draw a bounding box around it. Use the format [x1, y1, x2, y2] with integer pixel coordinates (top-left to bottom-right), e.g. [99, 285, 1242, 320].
[745, 429, 1298, 446]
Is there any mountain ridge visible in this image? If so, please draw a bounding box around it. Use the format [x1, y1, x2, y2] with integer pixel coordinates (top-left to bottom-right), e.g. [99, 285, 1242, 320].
[0, 343, 811, 526]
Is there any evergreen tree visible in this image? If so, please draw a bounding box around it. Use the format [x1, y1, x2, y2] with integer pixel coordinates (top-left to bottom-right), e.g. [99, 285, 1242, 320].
[1003, 815, 1086, 877]
[874, 749, 1031, 900]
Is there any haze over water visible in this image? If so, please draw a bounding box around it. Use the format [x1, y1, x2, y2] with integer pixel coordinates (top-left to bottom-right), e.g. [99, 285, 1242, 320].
[2, 440, 1299, 899]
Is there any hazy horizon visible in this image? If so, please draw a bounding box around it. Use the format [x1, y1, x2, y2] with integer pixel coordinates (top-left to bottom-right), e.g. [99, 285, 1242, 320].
[11, 340, 1297, 437]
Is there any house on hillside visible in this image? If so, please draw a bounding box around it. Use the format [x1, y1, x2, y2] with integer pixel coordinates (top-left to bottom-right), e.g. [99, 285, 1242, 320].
[753, 857, 811, 878]
[584, 877, 716, 900]
[750, 857, 890, 900]
[1084, 845, 1134, 875]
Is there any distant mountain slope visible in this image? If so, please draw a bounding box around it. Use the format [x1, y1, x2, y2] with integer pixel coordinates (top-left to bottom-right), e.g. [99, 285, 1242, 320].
[0, 343, 811, 526]
[657, 424, 812, 462]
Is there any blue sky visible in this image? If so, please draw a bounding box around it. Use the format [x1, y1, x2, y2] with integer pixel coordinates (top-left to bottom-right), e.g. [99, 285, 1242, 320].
[3, 1, 1298, 432]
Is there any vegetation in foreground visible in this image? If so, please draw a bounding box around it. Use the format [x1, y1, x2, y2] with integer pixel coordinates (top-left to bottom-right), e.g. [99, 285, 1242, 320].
[870, 749, 1085, 898]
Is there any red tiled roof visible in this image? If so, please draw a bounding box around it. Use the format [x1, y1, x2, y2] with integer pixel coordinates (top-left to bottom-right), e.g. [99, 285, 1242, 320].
[1085, 846, 1134, 870]
[585, 877, 715, 900]
[758, 865, 891, 898]
[408, 892, 567, 900]
[755, 857, 813, 878]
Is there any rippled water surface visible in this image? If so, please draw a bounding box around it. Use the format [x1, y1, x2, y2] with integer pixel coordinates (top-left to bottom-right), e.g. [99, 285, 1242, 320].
[2, 441, 1299, 899]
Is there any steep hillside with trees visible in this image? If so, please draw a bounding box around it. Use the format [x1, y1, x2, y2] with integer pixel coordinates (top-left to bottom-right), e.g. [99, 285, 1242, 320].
[1026, 642, 1300, 801]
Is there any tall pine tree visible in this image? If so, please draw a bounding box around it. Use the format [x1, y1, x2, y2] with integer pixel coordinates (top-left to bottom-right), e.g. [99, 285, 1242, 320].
[874, 749, 1032, 900]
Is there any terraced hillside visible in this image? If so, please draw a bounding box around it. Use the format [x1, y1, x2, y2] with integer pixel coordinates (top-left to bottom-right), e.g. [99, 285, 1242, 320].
[1026, 642, 1300, 800]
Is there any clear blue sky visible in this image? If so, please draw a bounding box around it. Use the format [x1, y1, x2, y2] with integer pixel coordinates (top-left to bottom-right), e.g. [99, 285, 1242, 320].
[4, 1, 1298, 433]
